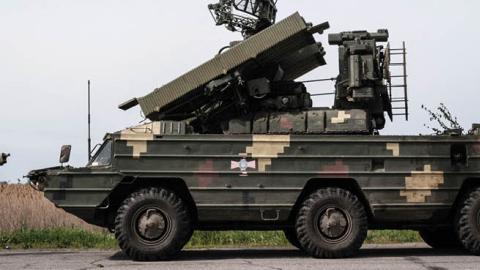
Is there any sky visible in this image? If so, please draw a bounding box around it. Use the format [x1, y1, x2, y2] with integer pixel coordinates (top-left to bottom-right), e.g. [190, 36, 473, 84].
[1, 0, 479, 182]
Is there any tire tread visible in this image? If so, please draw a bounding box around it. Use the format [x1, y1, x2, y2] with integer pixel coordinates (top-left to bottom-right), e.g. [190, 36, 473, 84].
[114, 187, 192, 261]
[295, 188, 367, 258]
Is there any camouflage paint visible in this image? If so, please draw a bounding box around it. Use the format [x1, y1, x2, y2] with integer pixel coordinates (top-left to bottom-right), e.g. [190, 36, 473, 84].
[242, 135, 290, 172]
[386, 143, 400, 156]
[28, 123, 480, 228]
[400, 165, 444, 203]
[120, 122, 159, 158]
[331, 111, 351, 124]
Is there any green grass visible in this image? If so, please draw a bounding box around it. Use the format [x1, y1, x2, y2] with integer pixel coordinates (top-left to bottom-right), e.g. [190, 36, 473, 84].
[0, 228, 117, 249]
[187, 231, 289, 248]
[365, 230, 421, 244]
[0, 229, 421, 249]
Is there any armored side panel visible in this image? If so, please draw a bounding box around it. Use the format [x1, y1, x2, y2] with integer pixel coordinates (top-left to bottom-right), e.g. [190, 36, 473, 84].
[32, 128, 480, 228]
[121, 121, 190, 136]
[269, 112, 306, 133]
[228, 118, 252, 134]
[306, 110, 325, 133]
[122, 12, 326, 121]
[227, 109, 369, 134]
[325, 110, 370, 133]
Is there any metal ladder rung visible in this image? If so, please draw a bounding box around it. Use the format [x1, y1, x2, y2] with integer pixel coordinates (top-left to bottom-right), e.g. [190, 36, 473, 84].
[388, 41, 408, 121]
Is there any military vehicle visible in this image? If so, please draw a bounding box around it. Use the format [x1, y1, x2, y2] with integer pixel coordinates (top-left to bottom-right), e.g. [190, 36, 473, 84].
[0, 153, 9, 166]
[27, 0, 480, 261]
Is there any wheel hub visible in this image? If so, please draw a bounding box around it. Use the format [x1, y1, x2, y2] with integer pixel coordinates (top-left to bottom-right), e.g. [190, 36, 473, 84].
[318, 208, 348, 239]
[137, 209, 166, 240]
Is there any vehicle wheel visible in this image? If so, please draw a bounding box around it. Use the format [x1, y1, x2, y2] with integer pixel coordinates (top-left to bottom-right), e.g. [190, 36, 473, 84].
[283, 228, 302, 249]
[295, 188, 368, 258]
[455, 187, 480, 254]
[114, 187, 192, 261]
[419, 227, 461, 249]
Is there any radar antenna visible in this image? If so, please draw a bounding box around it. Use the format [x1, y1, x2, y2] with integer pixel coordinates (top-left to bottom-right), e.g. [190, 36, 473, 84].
[208, 0, 278, 38]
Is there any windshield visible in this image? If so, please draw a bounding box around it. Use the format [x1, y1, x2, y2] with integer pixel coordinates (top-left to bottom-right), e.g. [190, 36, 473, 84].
[88, 140, 112, 167]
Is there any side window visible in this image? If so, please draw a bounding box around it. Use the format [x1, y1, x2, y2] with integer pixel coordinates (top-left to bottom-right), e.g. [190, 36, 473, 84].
[90, 140, 113, 167]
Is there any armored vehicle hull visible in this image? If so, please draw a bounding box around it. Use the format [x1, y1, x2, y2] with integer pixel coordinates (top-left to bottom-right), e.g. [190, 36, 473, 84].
[25, 2, 480, 261]
[27, 123, 480, 259]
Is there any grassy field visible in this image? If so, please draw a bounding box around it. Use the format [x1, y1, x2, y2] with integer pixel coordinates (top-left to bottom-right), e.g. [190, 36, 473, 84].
[0, 184, 421, 249]
[0, 229, 421, 249]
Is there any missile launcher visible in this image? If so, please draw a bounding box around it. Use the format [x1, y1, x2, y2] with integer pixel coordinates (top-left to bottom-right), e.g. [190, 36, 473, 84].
[119, 12, 331, 133]
[119, 1, 395, 135]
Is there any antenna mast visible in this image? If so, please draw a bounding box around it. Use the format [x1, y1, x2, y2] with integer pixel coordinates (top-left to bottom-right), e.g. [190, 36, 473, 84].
[208, 0, 278, 38]
[88, 80, 92, 161]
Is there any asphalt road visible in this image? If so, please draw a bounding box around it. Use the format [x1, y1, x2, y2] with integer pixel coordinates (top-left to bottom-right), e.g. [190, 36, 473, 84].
[1, 243, 479, 270]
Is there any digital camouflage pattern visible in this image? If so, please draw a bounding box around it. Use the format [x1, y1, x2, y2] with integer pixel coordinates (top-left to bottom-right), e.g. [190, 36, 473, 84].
[24, 2, 480, 260]
[27, 122, 479, 229]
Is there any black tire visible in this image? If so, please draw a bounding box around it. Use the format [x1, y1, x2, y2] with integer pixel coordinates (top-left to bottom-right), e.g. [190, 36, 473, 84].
[283, 228, 302, 249]
[114, 187, 192, 261]
[419, 227, 461, 249]
[455, 187, 480, 255]
[295, 188, 368, 258]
